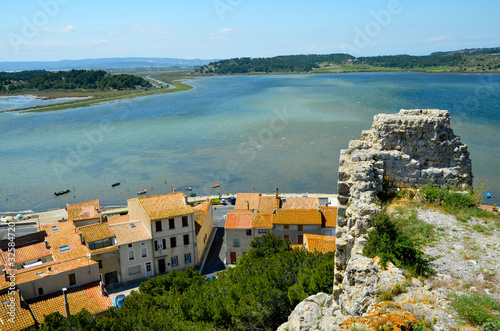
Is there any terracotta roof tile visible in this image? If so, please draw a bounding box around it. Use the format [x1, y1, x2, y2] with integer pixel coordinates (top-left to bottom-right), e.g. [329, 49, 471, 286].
[282, 197, 319, 210]
[106, 214, 130, 225]
[273, 209, 322, 225]
[110, 221, 152, 246]
[304, 234, 336, 253]
[252, 213, 273, 229]
[11, 242, 52, 264]
[193, 201, 211, 228]
[0, 290, 36, 330]
[41, 221, 90, 262]
[132, 192, 193, 220]
[321, 206, 337, 227]
[258, 196, 280, 214]
[225, 212, 253, 229]
[67, 200, 101, 222]
[27, 281, 112, 321]
[234, 193, 261, 211]
[89, 245, 118, 255]
[77, 223, 115, 243]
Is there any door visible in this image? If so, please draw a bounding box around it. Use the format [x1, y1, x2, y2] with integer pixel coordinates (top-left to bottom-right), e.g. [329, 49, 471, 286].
[230, 252, 237, 264]
[158, 258, 166, 273]
[297, 234, 303, 245]
[283, 235, 290, 242]
[105, 271, 118, 285]
[145, 262, 154, 277]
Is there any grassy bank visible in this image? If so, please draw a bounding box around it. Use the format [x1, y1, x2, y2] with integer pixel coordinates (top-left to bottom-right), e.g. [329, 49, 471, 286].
[1, 80, 193, 113]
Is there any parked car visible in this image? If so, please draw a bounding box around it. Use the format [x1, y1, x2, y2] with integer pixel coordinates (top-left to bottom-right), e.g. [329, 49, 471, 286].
[227, 197, 236, 205]
[113, 294, 126, 308]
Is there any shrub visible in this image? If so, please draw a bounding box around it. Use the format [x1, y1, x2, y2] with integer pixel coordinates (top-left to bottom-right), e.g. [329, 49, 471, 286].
[363, 210, 433, 277]
[451, 293, 500, 329]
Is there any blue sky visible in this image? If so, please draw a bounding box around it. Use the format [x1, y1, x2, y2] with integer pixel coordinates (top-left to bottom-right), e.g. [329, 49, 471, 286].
[1, 0, 499, 61]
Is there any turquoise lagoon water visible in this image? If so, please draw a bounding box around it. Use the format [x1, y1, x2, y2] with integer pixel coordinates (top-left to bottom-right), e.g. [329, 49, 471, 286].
[0, 73, 499, 212]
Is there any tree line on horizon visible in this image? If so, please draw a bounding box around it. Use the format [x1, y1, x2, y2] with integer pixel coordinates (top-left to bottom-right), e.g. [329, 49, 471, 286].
[194, 46, 500, 74]
[0, 69, 150, 92]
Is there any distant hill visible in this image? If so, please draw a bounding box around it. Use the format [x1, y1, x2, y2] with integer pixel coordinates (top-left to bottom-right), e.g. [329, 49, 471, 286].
[0, 57, 218, 72]
[195, 47, 500, 75]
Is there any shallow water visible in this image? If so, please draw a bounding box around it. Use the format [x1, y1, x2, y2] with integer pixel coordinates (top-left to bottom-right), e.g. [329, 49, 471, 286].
[0, 73, 499, 212]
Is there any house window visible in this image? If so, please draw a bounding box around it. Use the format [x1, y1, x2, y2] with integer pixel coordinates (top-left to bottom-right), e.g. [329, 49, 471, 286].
[38, 287, 44, 296]
[88, 238, 112, 250]
[155, 239, 166, 251]
[233, 238, 240, 247]
[284, 224, 289, 230]
[246, 229, 252, 236]
[182, 216, 188, 227]
[129, 250, 135, 261]
[59, 245, 70, 253]
[155, 221, 162, 232]
[184, 253, 191, 264]
[68, 273, 76, 286]
[141, 247, 147, 258]
[98, 260, 103, 269]
[51, 226, 58, 231]
[284, 235, 290, 241]
[128, 243, 133, 248]
[171, 256, 178, 266]
[183, 234, 189, 245]
[258, 229, 267, 234]
[141, 241, 146, 246]
[169, 218, 175, 229]
[297, 234, 304, 245]
[298, 225, 303, 231]
[170, 237, 177, 248]
[128, 265, 141, 276]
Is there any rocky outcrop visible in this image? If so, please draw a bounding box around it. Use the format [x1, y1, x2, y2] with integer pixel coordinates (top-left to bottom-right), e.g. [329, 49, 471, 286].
[334, 109, 472, 296]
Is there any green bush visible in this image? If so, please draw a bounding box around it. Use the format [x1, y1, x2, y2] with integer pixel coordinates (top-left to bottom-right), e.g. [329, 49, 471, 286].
[363, 210, 433, 277]
[211, 198, 220, 204]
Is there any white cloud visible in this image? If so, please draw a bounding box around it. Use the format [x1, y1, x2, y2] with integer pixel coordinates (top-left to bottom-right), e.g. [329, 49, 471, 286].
[84, 40, 108, 45]
[39, 25, 75, 33]
[210, 28, 236, 40]
[424, 36, 453, 43]
[130, 25, 169, 34]
[108, 31, 119, 36]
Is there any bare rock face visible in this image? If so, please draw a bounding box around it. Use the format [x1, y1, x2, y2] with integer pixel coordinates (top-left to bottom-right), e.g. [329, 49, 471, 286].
[334, 109, 472, 296]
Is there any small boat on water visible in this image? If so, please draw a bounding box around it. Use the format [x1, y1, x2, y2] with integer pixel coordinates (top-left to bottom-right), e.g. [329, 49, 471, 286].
[186, 187, 192, 191]
[54, 188, 70, 196]
[212, 184, 220, 188]
[111, 182, 121, 187]
[137, 189, 147, 195]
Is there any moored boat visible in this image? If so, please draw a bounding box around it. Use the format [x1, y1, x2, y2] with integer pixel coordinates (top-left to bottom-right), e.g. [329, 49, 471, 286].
[54, 188, 70, 196]
[111, 182, 121, 187]
[212, 184, 220, 188]
[137, 189, 147, 195]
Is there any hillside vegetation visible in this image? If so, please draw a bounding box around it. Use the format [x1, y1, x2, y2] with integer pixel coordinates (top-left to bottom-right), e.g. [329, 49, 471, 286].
[195, 47, 500, 75]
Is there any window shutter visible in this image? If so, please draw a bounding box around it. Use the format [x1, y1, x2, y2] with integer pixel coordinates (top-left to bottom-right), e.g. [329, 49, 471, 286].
[162, 239, 166, 249]
[154, 240, 158, 251]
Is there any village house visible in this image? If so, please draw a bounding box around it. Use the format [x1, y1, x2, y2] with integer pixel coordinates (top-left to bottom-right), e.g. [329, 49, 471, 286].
[67, 199, 102, 227]
[225, 190, 337, 264]
[127, 192, 198, 275]
[110, 220, 155, 282]
[192, 200, 214, 265]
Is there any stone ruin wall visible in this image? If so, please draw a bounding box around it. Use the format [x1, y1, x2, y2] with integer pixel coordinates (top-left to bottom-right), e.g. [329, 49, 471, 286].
[334, 109, 473, 298]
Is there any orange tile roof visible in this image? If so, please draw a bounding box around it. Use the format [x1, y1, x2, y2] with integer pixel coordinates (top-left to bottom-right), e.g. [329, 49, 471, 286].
[110, 221, 152, 245]
[252, 213, 273, 229]
[0, 290, 36, 330]
[321, 206, 337, 227]
[132, 192, 193, 221]
[106, 214, 130, 225]
[12, 241, 52, 264]
[90, 245, 119, 255]
[304, 234, 336, 253]
[192, 201, 211, 228]
[67, 200, 101, 222]
[258, 196, 280, 214]
[234, 193, 261, 211]
[77, 223, 115, 243]
[290, 245, 303, 250]
[0, 258, 97, 290]
[282, 197, 319, 210]
[225, 212, 253, 229]
[272, 209, 322, 225]
[27, 281, 112, 321]
[41, 221, 90, 262]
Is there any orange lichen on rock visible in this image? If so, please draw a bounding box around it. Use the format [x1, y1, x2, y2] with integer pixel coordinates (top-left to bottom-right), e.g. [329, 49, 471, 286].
[340, 302, 419, 331]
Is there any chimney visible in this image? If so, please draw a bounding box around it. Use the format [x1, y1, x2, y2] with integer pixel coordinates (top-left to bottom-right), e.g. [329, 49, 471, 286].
[275, 187, 279, 197]
[79, 234, 85, 244]
[251, 207, 254, 214]
[3, 269, 8, 282]
[62, 288, 70, 317]
[173, 188, 176, 193]
[46, 266, 51, 272]
[99, 281, 105, 296]
[253, 185, 255, 193]
[245, 200, 249, 210]
[44, 239, 49, 249]
[326, 201, 329, 207]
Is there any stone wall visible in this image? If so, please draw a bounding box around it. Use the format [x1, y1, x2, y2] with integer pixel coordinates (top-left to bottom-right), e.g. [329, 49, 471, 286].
[334, 109, 472, 297]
